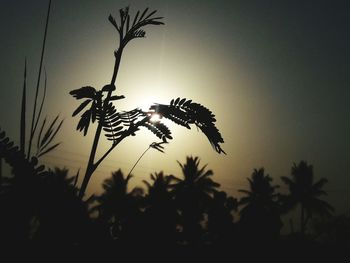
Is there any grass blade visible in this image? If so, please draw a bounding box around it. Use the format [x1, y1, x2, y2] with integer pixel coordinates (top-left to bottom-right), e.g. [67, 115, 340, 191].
[37, 142, 60, 157]
[20, 59, 27, 155]
[27, 0, 51, 158]
[40, 115, 59, 148]
[33, 69, 47, 137]
[36, 117, 47, 154]
[41, 119, 63, 151]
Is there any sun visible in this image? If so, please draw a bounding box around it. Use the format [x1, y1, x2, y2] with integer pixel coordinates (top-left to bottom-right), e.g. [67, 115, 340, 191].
[148, 112, 162, 123]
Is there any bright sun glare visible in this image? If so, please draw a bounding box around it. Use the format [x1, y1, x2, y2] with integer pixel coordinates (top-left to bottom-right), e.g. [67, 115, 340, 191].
[149, 113, 162, 123]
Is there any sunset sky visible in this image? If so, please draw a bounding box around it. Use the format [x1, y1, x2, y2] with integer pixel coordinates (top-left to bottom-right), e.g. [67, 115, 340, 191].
[1, 0, 349, 213]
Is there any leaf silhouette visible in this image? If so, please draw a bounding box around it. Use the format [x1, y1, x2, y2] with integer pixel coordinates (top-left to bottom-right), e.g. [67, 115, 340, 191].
[70, 86, 97, 100]
[141, 120, 172, 142]
[72, 99, 92, 117]
[150, 98, 225, 154]
[109, 7, 164, 46]
[103, 106, 146, 142]
[149, 141, 167, 153]
[37, 142, 60, 157]
[77, 109, 92, 136]
[70, 86, 102, 135]
[110, 95, 125, 101]
[36, 114, 63, 157]
[40, 115, 59, 147]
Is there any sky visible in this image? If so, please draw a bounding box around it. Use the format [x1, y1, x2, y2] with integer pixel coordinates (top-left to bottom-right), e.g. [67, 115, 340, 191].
[0, 0, 349, 214]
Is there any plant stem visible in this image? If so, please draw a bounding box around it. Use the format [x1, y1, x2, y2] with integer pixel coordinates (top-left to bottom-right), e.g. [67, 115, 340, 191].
[127, 145, 151, 177]
[79, 49, 124, 199]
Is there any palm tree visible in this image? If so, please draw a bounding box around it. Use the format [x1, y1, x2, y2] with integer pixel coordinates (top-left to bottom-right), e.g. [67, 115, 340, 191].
[93, 169, 143, 240]
[142, 172, 178, 244]
[206, 191, 237, 245]
[281, 161, 334, 236]
[238, 168, 281, 241]
[143, 172, 174, 208]
[170, 156, 220, 245]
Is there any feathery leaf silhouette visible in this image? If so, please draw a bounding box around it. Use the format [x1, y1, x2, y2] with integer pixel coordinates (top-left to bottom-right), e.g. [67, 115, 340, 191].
[150, 98, 225, 154]
[141, 120, 172, 142]
[70, 86, 98, 100]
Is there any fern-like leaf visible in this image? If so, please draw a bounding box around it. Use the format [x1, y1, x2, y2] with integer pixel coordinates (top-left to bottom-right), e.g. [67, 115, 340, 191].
[141, 120, 172, 142]
[0, 128, 48, 182]
[109, 7, 164, 47]
[150, 98, 225, 154]
[96, 103, 145, 143]
[77, 109, 92, 136]
[70, 86, 97, 100]
[70, 86, 102, 136]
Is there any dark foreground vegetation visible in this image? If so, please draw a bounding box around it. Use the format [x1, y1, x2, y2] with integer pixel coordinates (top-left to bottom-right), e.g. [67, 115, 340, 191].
[1, 130, 349, 249]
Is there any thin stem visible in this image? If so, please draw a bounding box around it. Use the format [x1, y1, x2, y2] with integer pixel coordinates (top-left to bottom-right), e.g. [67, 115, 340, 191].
[27, 0, 51, 159]
[111, 49, 122, 85]
[79, 48, 124, 199]
[127, 146, 151, 177]
[93, 116, 148, 170]
[94, 133, 127, 170]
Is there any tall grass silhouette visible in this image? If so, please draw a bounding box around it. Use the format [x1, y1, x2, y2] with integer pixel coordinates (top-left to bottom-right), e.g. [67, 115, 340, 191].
[19, 0, 63, 161]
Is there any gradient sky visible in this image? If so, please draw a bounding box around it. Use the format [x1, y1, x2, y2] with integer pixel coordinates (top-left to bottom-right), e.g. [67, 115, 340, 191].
[1, 0, 349, 213]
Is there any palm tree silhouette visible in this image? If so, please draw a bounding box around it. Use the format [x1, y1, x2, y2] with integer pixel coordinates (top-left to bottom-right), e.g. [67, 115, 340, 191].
[93, 169, 143, 241]
[281, 161, 334, 236]
[142, 172, 179, 244]
[170, 156, 220, 245]
[238, 168, 282, 242]
[206, 191, 237, 245]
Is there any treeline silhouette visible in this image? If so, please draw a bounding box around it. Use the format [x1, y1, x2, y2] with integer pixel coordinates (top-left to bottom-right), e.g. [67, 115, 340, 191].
[1, 131, 349, 248]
